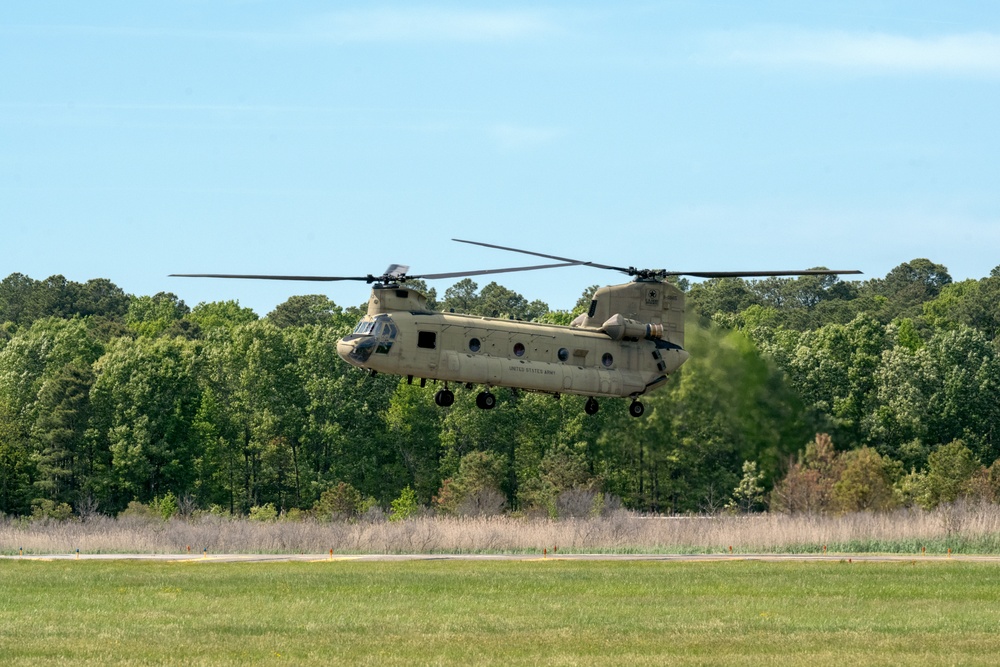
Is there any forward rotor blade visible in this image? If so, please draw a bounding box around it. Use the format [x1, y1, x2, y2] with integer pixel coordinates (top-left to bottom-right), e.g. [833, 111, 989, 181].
[170, 273, 370, 282]
[170, 261, 583, 284]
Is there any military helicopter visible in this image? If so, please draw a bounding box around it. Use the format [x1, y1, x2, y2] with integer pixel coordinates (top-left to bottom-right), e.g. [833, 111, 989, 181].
[173, 239, 860, 417]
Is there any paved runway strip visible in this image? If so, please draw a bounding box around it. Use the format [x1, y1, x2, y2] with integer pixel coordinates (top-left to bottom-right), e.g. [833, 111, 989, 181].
[5, 552, 1000, 563]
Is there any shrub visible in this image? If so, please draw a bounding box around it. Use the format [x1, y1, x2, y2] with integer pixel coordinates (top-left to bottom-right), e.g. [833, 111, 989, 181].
[31, 499, 74, 522]
[726, 461, 766, 513]
[456, 487, 507, 517]
[313, 482, 363, 521]
[921, 440, 982, 509]
[249, 503, 278, 522]
[832, 447, 901, 512]
[118, 501, 157, 520]
[150, 493, 178, 520]
[389, 486, 419, 522]
[433, 451, 507, 515]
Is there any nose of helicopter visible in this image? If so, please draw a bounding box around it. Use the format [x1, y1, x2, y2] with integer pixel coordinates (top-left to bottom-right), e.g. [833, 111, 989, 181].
[337, 334, 378, 366]
[336, 337, 356, 365]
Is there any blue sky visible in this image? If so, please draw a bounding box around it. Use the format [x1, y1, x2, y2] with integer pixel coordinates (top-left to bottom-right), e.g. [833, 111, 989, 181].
[2, 2, 999, 316]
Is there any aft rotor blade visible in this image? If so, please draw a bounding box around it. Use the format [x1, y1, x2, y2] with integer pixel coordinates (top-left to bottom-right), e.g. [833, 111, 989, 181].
[667, 269, 864, 278]
[414, 262, 581, 280]
[452, 238, 631, 274]
[170, 273, 371, 282]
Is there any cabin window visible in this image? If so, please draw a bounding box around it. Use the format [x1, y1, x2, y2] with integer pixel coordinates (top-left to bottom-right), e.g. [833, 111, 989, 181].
[513, 342, 525, 357]
[469, 338, 481, 353]
[375, 321, 397, 355]
[588, 300, 598, 317]
[417, 331, 437, 349]
[602, 352, 614, 367]
[558, 348, 569, 362]
[396, 290, 409, 298]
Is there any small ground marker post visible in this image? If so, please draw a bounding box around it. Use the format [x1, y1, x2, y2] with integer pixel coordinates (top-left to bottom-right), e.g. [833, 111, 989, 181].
[203, 547, 207, 559]
[554, 545, 558, 554]
[922, 546, 926, 556]
[948, 548, 952, 558]
[187, 545, 191, 554]
[329, 548, 334, 561]
[728, 545, 733, 554]
[543, 548, 547, 559]
[823, 545, 827, 554]
[19, 547, 23, 557]
[76, 549, 79, 560]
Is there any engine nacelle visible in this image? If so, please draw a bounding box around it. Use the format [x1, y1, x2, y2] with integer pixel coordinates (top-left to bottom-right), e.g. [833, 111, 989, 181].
[601, 314, 664, 341]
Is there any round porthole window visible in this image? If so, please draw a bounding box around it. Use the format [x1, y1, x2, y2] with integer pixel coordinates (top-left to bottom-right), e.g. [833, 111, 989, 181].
[469, 338, 481, 353]
[602, 352, 614, 367]
[513, 342, 526, 357]
[558, 348, 569, 362]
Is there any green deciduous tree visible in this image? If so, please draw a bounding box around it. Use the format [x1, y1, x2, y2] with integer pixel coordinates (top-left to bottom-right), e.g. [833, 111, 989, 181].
[125, 292, 190, 337]
[189, 301, 258, 331]
[866, 326, 1000, 464]
[267, 295, 344, 329]
[90, 336, 202, 509]
[920, 440, 982, 509]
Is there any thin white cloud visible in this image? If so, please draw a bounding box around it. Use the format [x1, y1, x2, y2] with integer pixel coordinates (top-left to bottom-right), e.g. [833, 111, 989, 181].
[490, 123, 566, 152]
[1, 9, 555, 44]
[301, 8, 554, 43]
[710, 29, 1000, 75]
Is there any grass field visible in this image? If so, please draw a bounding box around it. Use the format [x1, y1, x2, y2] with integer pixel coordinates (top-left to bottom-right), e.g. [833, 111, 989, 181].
[2, 559, 1000, 666]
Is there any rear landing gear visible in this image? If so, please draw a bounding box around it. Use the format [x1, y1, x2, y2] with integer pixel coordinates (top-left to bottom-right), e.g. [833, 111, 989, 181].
[584, 397, 600, 415]
[628, 400, 645, 418]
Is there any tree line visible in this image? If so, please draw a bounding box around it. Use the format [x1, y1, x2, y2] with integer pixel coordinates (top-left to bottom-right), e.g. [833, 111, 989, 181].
[1, 258, 998, 520]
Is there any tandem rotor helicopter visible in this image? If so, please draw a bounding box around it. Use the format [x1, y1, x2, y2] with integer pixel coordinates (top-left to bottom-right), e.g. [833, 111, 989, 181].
[173, 239, 860, 418]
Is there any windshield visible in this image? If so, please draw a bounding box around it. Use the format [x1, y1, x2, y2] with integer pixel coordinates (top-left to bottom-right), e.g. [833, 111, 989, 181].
[353, 319, 376, 335]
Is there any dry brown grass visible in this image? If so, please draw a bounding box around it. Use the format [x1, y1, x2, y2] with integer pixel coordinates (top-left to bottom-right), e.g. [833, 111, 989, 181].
[5, 502, 1000, 555]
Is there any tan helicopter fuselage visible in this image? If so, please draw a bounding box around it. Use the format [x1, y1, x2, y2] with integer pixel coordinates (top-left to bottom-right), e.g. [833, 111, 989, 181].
[336, 280, 690, 400]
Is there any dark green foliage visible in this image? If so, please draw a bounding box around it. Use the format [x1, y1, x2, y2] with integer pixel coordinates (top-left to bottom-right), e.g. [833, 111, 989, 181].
[1, 258, 999, 518]
[32, 363, 96, 508]
[267, 294, 343, 328]
[441, 279, 548, 321]
[0, 274, 130, 328]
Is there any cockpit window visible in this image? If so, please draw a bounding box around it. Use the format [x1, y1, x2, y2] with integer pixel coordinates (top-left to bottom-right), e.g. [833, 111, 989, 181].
[353, 319, 376, 335]
[348, 316, 397, 357]
[353, 317, 396, 338]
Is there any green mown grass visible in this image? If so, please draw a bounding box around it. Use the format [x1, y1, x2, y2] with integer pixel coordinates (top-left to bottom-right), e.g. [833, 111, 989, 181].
[2, 559, 1000, 666]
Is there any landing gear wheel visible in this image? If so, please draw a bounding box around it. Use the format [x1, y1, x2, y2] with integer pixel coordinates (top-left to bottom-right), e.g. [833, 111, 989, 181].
[585, 397, 600, 415]
[434, 389, 455, 407]
[476, 391, 496, 410]
[628, 400, 645, 418]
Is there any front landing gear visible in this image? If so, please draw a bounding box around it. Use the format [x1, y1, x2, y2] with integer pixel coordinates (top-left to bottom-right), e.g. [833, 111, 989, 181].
[628, 400, 645, 418]
[585, 397, 600, 415]
[434, 388, 455, 407]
